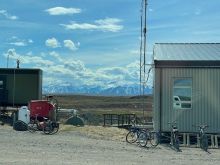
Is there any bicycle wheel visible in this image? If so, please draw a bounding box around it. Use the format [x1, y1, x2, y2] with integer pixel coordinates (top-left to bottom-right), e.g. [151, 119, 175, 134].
[27, 120, 38, 132]
[126, 131, 138, 143]
[43, 122, 52, 134]
[201, 134, 208, 151]
[139, 132, 148, 147]
[173, 132, 179, 150]
[50, 122, 59, 134]
[150, 131, 159, 146]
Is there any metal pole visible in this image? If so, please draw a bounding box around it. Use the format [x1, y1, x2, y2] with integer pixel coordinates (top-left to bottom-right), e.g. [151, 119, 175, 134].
[7, 55, 9, 68]
[13, 112, 15, 130]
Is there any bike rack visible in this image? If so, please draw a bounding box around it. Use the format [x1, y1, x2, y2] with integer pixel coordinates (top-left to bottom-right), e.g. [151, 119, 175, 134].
[160, 132, 219, 149]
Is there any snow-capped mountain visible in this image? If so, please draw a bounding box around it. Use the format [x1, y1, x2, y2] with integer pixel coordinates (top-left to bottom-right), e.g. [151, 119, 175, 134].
[42, 82, 153, 95]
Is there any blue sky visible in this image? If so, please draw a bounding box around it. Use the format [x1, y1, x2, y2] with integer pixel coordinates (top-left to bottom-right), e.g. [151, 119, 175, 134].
[1, 0, 220, 87]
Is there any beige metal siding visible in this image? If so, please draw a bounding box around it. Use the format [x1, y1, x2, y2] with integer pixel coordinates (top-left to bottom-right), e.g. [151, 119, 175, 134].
[154, 68, 220, 133]
[153, 68, 161, 132]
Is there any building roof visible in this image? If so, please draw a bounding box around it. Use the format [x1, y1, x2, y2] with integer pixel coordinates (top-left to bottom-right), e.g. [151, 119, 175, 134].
[153, 43, 220, 67]
[0, 68, 42, 74]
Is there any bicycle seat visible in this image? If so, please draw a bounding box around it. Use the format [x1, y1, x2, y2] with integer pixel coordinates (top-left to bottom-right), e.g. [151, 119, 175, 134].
[43, 117, 48, 120]
[173, 126, 177, 129]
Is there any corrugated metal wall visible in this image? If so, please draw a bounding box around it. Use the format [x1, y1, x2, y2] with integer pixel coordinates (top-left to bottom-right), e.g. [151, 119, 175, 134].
[153, 68, 220, 134]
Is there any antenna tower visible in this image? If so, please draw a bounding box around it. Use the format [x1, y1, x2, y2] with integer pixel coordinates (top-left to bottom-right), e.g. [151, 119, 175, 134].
[140, 0, 149, 122]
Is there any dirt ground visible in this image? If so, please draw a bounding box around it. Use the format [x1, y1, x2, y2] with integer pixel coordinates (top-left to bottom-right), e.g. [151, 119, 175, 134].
[0, 124, 220, 165]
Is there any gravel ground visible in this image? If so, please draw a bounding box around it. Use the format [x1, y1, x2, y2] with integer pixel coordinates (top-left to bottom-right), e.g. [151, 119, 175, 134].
[0, 126, 220, 165]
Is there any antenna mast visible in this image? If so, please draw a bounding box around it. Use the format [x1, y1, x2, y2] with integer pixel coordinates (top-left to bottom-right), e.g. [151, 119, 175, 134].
[140, 0, 148, 122]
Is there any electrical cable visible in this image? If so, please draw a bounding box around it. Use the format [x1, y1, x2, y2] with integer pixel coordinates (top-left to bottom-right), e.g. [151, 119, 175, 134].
[189, 0, 220, 17]
[163, 0, 200, 43]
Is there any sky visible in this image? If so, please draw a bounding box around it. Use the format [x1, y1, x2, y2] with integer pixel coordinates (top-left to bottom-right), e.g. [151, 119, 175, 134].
[1, 0, 220, 87]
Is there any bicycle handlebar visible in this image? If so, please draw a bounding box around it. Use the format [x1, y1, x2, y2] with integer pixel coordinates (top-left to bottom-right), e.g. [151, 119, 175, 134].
[192, 125, 209, 129]
[35, 113, 40, 117]
[131, 117, 136, 124]
[166, 122, 178, 124]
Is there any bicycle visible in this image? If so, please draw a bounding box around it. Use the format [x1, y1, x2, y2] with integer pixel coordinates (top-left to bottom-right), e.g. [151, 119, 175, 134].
[27, 113, 59, 134]
[192, 125, 209, 151]
[27, 113, 46, 132]
[167, 122, 179, 151]
[138, 130, 160, 147]
[126, 117, 140, 143]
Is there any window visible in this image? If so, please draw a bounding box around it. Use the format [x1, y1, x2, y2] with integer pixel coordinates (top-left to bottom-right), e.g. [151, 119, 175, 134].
[0, 81, 3, 85]
[173, 78, 192, 109]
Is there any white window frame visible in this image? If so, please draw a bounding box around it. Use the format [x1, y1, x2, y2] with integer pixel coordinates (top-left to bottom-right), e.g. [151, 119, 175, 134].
[173, 78, 192, 109]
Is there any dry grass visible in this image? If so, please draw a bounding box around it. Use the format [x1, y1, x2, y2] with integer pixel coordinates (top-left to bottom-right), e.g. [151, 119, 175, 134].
[43, 94, 153, 112]
[59, 124, 129, 142]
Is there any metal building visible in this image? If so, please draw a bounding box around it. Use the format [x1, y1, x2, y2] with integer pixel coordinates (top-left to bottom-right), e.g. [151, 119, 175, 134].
[0, 68, 42, 107]
[153, 43, 220, 134]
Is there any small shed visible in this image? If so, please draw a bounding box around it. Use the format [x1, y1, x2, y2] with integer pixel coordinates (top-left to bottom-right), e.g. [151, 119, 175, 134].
[153, 43, 220, 134]
[0, 68, 42, 107]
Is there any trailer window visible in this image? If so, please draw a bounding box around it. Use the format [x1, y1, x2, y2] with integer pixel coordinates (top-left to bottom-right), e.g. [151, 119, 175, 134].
[173, 78, 192, 109]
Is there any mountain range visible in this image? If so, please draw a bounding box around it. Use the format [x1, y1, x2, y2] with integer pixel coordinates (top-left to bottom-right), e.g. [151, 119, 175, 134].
[42, 82, 153, 95]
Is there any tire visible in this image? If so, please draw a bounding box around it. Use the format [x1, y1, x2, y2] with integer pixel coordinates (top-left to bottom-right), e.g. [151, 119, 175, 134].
[201, 134, 208, 151]
[173, 132, 179, 150]
[126, 131, 138, 143]
[27, 120, 38, 132]
[43, 122, 52, 134]
[139, 132, 148, 147]
[50, 122, 59, 134]
[150, 132, 159, 146]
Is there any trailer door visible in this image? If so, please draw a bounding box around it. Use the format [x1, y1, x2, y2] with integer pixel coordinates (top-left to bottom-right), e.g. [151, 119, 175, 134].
[0, 75, 7, 102]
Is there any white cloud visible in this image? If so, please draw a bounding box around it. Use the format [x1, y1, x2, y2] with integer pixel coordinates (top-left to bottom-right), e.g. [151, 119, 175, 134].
[9, 42, 26, 46]
[29, 39, 33, 43]
[43, 77, 63, 86]
[32, 56, 54, 67]
[64, 60, 85, 71]
[7, 36, 17, 40]
[181, 12, 190, 16]
[0, 10, 19, 20]
[27, 51, 33, 56]
[60, 17, 123, 32]
[40, 59, 147, 86]
[2, 49, 53, 67]
[195, 9, 201, 15]
[49, 51, 63, 62]
[130, 50, 139, 54]
[41, 52, 46, 57]
[149, 9, 154, 12]
[45, 7, 81, 15]
[63, 40, 79, 51]
[126, 60, 139, 69]
[45, 38, 61, 48]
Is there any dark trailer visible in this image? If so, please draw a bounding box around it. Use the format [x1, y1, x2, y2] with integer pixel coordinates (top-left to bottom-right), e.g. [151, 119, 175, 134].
[0, 68, 42, 107]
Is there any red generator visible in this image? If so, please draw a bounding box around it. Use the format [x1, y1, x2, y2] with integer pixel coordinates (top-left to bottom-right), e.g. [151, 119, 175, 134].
[29, 100, 54, 121]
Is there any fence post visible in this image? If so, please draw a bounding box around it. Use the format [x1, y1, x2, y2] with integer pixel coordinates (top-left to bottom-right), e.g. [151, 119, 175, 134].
[187, 134, 190, 147]
[110, 114, 112, 125]
[215, 135, 218, 148]
[183, 133, 186, 146]
[197, 134, 200, 147]
[211, 135, 214, 148]
[118, 115, 120, 126]
[103, 114, 106, 126]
